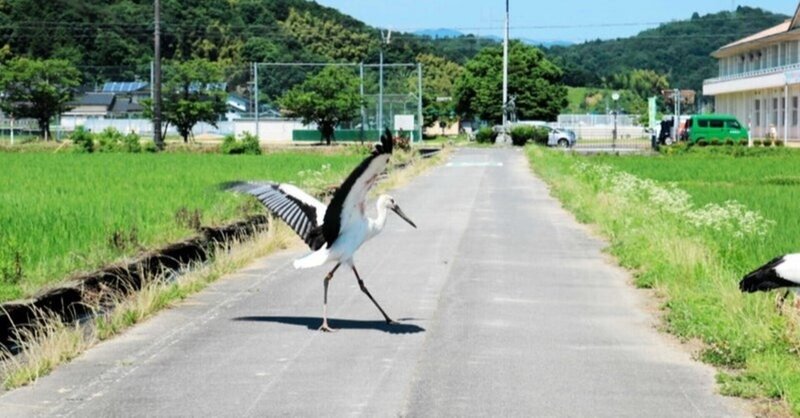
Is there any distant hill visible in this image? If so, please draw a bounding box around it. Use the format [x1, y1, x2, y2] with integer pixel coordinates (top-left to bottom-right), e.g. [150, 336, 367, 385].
[481, 35, 573, 48]
[3, 0, 488, 79]
[413, 28, 465, 39]
[545, 6, 789, 91]
[415, 29, 573, 48]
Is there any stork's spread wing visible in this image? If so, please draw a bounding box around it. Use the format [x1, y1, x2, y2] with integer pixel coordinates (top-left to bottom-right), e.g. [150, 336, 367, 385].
[226, 182, 327, 250]
[322, 129, 394, 247]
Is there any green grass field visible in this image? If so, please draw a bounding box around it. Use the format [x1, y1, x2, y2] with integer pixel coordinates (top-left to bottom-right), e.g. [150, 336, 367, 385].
[527, 146, 800, 415]
[0, 151, 363, 302]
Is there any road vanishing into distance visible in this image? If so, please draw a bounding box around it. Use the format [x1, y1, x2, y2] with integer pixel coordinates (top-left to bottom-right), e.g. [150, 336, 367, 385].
[0, 148, 746, 417]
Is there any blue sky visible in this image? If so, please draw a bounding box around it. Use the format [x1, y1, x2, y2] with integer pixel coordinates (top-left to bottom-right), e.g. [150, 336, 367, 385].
[314, 1, 797, 42]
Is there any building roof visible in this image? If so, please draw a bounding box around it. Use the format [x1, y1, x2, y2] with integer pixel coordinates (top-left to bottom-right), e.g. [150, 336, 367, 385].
[77, 93, 115, 107]
[716, 20, 792, 53]
[791, 1, 800, 31]
[102, 81, 148, 93]
[110, 98, 143, 114]
[713, 3, 800, 58]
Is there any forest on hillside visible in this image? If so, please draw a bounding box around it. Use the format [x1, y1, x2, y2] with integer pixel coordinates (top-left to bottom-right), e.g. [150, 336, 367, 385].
[545, 6, 789, 91]
[0, 0, 487, 83]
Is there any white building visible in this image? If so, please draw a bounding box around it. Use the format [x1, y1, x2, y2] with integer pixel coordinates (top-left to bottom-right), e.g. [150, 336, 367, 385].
[703, 3, 800, 141]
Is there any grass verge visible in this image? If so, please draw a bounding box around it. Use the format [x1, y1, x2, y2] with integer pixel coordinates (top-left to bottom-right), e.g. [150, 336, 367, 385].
[526, 145, 800, 416]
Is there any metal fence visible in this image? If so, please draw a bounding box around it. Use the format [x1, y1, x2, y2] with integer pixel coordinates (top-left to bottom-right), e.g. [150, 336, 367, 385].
[556, 114, 652, 151]
[252, 62, 423, 142]
[557, 114, 641, 127]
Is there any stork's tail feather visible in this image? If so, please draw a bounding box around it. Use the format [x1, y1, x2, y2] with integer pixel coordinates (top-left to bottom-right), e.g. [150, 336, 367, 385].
[293, 248, 331, 269]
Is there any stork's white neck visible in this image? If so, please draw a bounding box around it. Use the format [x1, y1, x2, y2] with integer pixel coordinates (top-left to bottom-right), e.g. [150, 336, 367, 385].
[368, 200, 389, 238]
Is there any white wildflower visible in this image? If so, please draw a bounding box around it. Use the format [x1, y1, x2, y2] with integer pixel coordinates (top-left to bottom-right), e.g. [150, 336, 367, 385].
[572, 161, 775, 239]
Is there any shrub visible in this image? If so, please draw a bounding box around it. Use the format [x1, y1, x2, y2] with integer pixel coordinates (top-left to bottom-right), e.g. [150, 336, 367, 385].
[531, 127, 549, 145]
[697, 140, 709, 147]
[240, 132, 262, 155]
[752, 140, 762, 147]
[510, 125, 535, 146]
[122, 133, 142, 153]
[724, 139, 735, 146]
[221, 133, 262, 155]
[475, 127, 497, 144]
[763, 140, 773, 147]
[776, 140, 785, 147]
[710, 139, 721, 146]
[70, 126, 94, 153]
[142, 141, 159, 153]
[392, 129, 411, 151]
[96, 127, 124, 153]
[221, 134, 242, 154]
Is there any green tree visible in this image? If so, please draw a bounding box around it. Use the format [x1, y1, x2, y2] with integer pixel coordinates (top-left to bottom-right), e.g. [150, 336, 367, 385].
[145, 59, 227, 144]
[279, 8, 375, 62]
[415, 54, 464, 129]
[0, 57, 80, 140]
[606, 69, 669, 101]
[278, 66, 362, 145]
[455, 42, 567, 124]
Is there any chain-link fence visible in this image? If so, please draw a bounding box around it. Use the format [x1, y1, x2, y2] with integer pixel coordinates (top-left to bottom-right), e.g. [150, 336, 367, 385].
[254, 63, 422, 143]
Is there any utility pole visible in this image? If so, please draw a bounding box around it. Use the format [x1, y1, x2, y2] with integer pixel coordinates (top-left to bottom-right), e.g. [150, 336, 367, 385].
[379, 30, 392, 132]
[360, 62, 365, 143]
[501, 0, 510, 145]
[417, 62, 423, 143]
[254, 62, 260, 141]
[153, 0, 163, 149]
[672, 89, 681, 142]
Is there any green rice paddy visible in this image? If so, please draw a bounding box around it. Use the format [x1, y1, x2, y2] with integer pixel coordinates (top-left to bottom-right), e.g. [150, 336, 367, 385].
[0, 151, 362, 302]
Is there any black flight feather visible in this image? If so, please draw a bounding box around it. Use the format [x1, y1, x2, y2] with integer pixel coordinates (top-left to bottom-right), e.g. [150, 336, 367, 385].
[321, 129, 394, 247]
[739, 255, 797, 293]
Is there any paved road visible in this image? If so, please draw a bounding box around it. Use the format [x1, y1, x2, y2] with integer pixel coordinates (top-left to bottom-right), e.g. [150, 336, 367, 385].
[0, 148, 746, 417]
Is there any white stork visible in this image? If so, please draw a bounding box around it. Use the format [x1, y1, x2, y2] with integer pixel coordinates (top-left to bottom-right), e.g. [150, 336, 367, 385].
[740, 254, 800, 308]
[226, 130, 417, 332]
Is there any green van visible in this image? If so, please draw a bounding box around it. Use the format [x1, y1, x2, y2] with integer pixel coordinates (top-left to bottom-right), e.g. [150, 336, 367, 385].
[684, 114, 748, 144]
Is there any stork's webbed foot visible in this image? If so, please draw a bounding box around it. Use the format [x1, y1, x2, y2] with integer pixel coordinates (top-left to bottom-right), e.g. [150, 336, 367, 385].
[319, 322, 337, 332]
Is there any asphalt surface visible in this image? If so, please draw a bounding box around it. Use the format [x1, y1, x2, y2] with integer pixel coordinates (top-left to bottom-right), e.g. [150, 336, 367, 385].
[0, 148, 746, 417]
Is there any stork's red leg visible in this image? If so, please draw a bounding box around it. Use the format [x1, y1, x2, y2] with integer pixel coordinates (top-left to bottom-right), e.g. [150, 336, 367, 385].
[352, 266, 395, 324]
[320, 263, 341, 332]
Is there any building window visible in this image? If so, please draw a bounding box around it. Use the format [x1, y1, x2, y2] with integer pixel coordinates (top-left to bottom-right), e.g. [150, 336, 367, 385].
[772, 98, 779, 126]
[771, 45, 779, 68]
[793, 97, 798, 127]
[792, 41, 800, 64]
[781, 97, 786, 127]
[755, 99, 761, 127]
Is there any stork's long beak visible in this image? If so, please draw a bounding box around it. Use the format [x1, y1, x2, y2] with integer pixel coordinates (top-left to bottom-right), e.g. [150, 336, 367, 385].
[391, 205, 417, 229]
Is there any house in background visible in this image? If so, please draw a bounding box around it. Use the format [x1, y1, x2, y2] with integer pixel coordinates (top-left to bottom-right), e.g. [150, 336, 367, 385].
[225, 93, 282, 120]
[61, 82, 148, 130]
[704, 3, 800, 141]
[62, 92, 116, 127]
